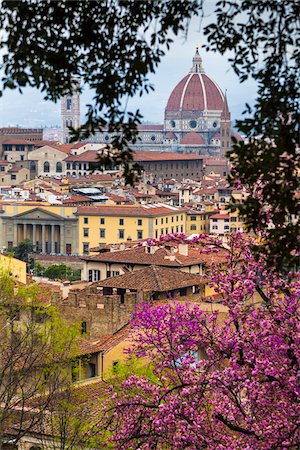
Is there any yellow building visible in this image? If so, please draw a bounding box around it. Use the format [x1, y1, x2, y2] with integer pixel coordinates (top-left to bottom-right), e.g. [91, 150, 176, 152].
[228, 207, 247, 232]
[0, 253, 27, 284]
[186, 208, 218, 235]
[76, 204, 187, 254]
[0, 202, 187, 256]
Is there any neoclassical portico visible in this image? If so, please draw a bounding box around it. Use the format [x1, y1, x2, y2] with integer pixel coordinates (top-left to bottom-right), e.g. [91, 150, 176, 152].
[17, 222, 62, 253]
[0, 207, 79, 255]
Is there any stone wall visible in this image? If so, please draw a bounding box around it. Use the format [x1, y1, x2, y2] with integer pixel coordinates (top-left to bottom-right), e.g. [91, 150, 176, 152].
[60, 286, 136, 339]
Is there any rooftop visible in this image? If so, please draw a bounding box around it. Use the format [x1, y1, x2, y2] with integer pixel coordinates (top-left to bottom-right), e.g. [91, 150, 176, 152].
[82, 244, 227, 267]
[76, 204, 185, 217]
[96, 265, 203, 292]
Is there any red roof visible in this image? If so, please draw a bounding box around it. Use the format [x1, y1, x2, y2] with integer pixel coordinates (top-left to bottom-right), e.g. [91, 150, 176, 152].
[165, 132, 177, 139]
[65, 150, 99, 162]
[76, 204, 186, 217]
[210, 213, 230, 219]
[133, 151, 203, 162]
[2, 138, 37, 145]
[181, 132, 205, 145]
[42, 143, 74, 154]
[97, 265, 203, 291]
[166, 73, 224, 112]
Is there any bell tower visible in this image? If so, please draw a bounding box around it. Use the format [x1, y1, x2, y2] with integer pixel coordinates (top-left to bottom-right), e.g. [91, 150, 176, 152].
[220, 92, 231, 156]
[61, 78, 80, 143]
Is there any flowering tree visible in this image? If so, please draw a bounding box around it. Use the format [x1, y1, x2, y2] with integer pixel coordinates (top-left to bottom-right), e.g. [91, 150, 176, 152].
[102, 234, 300, 449]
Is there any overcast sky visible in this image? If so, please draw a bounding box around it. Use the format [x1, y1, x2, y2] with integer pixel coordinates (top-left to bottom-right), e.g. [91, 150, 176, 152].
[0, 8, 257, 129]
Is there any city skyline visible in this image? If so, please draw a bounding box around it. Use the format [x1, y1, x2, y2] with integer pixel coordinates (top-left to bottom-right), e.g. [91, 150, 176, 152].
[0, 16, 257, 129]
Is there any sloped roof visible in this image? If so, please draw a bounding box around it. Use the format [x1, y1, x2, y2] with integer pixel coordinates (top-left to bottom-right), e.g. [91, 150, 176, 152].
[133, 151, 203, 161]
[76, 204, 185, 217]
[97, 265, 202, 292]
[82, 245, 226, 267]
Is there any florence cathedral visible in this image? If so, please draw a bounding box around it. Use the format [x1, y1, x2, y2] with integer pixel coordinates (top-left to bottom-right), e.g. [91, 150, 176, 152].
[62, 49, 232, 156]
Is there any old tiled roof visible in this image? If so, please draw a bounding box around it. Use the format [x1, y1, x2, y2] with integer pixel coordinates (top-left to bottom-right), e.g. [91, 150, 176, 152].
[133, 150, 203, 162]
[66, 173, 115, 183]
[210, 213, 230, 219]
[204, 157, 227, 165]
[78, 323, 131, 356]
[62, 194, 92, 204]
[106, 193, 131, 203]
[82, 245, 226, 267]
[64, 150, 99, 162]
[76, 204, 185, 217]
[96, 265, 202, 291]
[2, 137, 37, 145]
[46, 143, 75, 154]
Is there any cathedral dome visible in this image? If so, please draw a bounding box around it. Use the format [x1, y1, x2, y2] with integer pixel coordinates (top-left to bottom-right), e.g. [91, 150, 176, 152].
[181, 132, 205, 145]
[165, 48, 224, 113]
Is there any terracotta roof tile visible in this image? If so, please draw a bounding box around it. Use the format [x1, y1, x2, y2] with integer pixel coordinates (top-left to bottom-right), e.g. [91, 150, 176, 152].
[78, 323, 131, 355]
[76, 204, 185, 217]
[82, 244, 226, 267]
[210, 213, 230, 219]
[96, 265, 202, 291]
[64, 150, 99, 162]
[133, 150, 203, 162]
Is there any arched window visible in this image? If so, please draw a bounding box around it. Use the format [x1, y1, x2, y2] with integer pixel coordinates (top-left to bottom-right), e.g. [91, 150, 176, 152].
[44, 161, 50, 173]
[66, 163, 70, 170]
[56, 162, 62, 173]
[30, 161, 36, 171]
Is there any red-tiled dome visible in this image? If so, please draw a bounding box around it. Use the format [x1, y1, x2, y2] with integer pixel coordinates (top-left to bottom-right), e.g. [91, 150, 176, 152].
[181, 132, 205, 145]
[165, 49, 224, 113]
[165, 132, 177, 139]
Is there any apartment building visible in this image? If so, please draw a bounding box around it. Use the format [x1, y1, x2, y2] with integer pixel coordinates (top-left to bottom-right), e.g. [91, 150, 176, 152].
[76, 204, 186, 254]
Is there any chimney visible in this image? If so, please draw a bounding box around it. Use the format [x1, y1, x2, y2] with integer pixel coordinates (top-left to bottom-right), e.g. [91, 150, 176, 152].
[178, 243, 188, 256]
[145, 245, 158, 254]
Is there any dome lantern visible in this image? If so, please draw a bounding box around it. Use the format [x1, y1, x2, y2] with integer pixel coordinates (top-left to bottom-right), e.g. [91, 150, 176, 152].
[190, 46, 205, 74]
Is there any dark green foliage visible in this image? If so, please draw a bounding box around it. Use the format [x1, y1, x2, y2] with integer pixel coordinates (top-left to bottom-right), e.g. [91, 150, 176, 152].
[0, 0, 202, 184]
[34, 263, 81, 281]
[12, 239, 34, 262]
[204, 0, 300, 268]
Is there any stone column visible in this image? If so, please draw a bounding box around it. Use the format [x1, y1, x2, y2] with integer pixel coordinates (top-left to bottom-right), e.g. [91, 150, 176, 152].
[23, 223, 27, 240]
[42, 224, 46, 253]
[60, 224, 65, 254]
[32, 224, 36, 251]
[51, 225, 55, 254]
[58, 224, 61, 253]
[13, 223, 18, 246]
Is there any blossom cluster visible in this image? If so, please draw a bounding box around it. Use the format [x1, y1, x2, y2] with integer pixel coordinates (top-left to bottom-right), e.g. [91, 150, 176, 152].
[101, 234, 300, 449]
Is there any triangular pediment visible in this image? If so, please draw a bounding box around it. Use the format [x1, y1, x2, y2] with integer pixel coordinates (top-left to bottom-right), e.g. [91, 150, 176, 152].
[12, 207, 66, 221]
